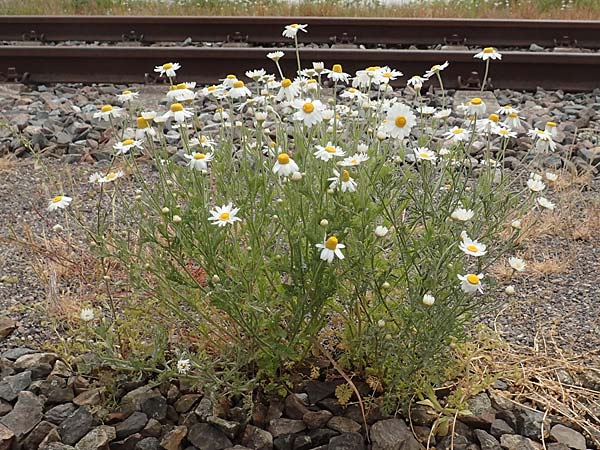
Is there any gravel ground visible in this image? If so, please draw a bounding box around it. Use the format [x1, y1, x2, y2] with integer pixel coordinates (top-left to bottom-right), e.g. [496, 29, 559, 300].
[1, 82, 599, 357]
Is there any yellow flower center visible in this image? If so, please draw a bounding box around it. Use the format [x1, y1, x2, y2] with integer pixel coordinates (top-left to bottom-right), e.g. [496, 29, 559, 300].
[307, 79, 317, 84]
[383, 72, 392, 78]
[106, 173, 117, 181]
[348, 88, 357, 93]
[277, 153, 290, 165]
[367, 66, 380, 72]
[325, 146, 337, 153]
[508, 112, 518, 118]
[170, 103, 184, 112]
[546, 121, 556, 128]
[226, 74, 236, 79]
[200, 136, 207, 143]
[290, 23, 299, 28]
[303, 102, 315, 113]
[466, 274, 480, 285]
[500, 129, 509, 135]
[162, 63, 173, 70]
[395, 116, 407, 127]
[52, 196, 62, 203]
[419, 152, 430, 158]
[453, 128, 464, 134]
[233, 80, 244, 88]
[471, 97, 482, 105]
[219, 212, 230, 221]
[101, 105, 113, 113]
[325, 236, 338, 250]
[489, 113, 500, 122]
[207, 85, 217, 92]
[483, 47, 495, 53]
[122, 90, 132, 95]
[466, 244, 479, 252]
[137, 117, 149, 129]
[281, 78, 292, 88]
[176, 83, 187, 89]
[431, 65, 440, 71]
[332, 64, 343, 73]
[194, 153, 206, 160]
[122, 139, 134, 146]
[341, 170, 350, 182]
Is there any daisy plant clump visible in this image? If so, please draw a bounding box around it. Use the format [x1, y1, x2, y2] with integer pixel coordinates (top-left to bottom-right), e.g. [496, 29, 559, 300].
[72, 28, 552, 407]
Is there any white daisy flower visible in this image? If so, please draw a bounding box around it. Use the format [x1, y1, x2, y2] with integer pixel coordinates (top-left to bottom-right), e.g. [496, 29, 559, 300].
[379, 66, 403, 84]
[276, 78, 301, 102]
[434, 109, 452, 120]
[474, 47, 502, 60]
[113, 139, 143, 155]
[374, 225, 389, 238]
[445, 127, 471, 143]
[407, 75, 428, 90]
[505, 285, 516, 295]
[282, 23, 308, 38]
[292, 98, 324, 127]
[423, 61, 449, 79]
[245, 69, 266, 81]
[177, 358, 191, 375]
[494, 127, 517, 139]
[324, 64, 350, 84]
[544, 121, 559, 139]
[267, 51, 285, 62]
[459, 235, 487, 257]
[80, 308, 94, 322]
[312, 61, 325, 73]
[202, 85, 224, 98]
[340, 87, 367, 102]
[166, 84, 196, 102]
[504, 112, 523, 130]
[451, 207, 474, 222]
[315, 235, 346, 263]
[537, 197, 556, 211]
[328, 169, 357, 193]
[466, 97, 486, 116]
[413, 147, 437, 162]
[93, 104, 124, 121]
[422, 294, 435, 306]
[352, 66, 384, 89]
[508, 256, 526, 272]
[496, 105, 519, 116]
[117, 89, 139, 103]
[527, 173, 546, 192]
[208, 202, 242, 227]
[458, 273, 484, 294]
[545, 171, 558, 182]
[184, 152, 214, 171]
[228, 80, 252, 100]
[99, 171, 125, 184]
[161, 103, 194, 123]
[47, 195, 72, 212]
[340, 153, 369, 167]
[314, 143, 345, 161]
[380, 103, 416, 139]
[272, 152, 300, 178]
[189, 135, 216, 149]
[154, 62, 181, 78]
[219, 74, 239, 89]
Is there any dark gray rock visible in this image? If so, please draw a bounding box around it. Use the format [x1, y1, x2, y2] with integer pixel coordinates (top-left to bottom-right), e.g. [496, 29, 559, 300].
[115, 412, 148, 440]
[194, 398, 213, 422]
[240, 424, 273, 450]
[326, 416, 360, 434]
[284, 395, 310, 420]
[0, 401, 11, 417]
[304, 381, 340, 404]
[0, 370, 32, 401]
[14, 353, 58, 373]
[140, 419, 161, 438]
[45, 403, 78, 425]
[135, 437, 160, 450]
[141, 395, 167, 421]
[436, 435, 470, 450]
[187, 423, 232, 450]
[22, 421, 57, 450]
[268, 419, 306, 438]
[110, 433, 143, 450]
[0, 319, 16, 340]
[306, 428, 338, 446]
[474, 429, 501, 450]
[58, 406, 96, 445]
[0, 391, 44, 439]
[370, 419, 420, 450]
[549, 424, 586, 450]
[174, 395, 201, 413]
[490, 419, 514, 439]
[75, 425, 116, 450]
[302, 410, 332, 429]
[328, 432, 365, 450]
[514, 407, 549, 440]
[499, 434, 539, 450]
[462, 393, 495, 429]
[38, 376, 75, 404]
[207, 416, 240, 440]
[43, 443, 76, 450]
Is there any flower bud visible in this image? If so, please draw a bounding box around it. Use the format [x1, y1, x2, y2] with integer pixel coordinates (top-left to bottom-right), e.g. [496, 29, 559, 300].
[166, 180, 173, 186]
[505, 285, 515, 295]
[173, 215, 182, 223]
[52, 224, 64, 233]
[320, 219, 329, 227]
[377, 319, 386, 328]
[511, 219, 522, 230]
[374, 225, 388, 238]
[422, 294, 435, 306]
[161, 207, 170, 214]
[212, 274, 221, 284]
[291, 171, 303, 181]
[382, 281, 391, 290]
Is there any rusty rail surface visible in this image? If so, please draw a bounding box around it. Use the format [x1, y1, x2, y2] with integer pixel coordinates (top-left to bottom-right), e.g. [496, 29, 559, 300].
[1, 16, 599, 48]
[0, 46, 598, 91]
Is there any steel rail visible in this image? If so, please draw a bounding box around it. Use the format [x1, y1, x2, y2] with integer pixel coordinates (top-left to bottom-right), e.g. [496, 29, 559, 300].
[1, 46, 598, 91]
[1, 16, 599, 49]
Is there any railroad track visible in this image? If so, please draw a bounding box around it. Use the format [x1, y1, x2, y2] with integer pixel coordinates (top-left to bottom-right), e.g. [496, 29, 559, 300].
[0, 16, 599, 91]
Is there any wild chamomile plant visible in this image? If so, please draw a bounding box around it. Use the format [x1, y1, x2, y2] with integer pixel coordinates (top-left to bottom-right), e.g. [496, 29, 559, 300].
[61, 24, 560, 402]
